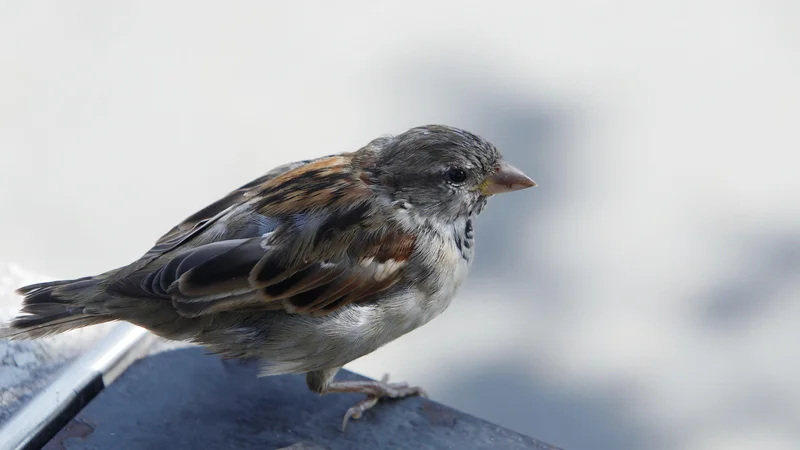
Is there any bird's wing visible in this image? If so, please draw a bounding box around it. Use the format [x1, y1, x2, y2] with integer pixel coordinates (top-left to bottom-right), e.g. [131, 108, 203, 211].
[144, 158, 315, 258]
[111, 152, 415, 317]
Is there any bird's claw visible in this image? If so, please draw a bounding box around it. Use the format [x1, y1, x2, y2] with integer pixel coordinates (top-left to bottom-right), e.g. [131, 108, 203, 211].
[341, 395, 381, 431]
[339, 373, 427, 432]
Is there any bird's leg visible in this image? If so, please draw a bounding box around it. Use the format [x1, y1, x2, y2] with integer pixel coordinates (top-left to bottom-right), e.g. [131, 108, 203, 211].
[306, 369, 427, 431]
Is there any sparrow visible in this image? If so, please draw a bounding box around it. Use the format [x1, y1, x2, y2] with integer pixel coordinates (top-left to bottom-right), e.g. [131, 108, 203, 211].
[0, 125, 536, 430]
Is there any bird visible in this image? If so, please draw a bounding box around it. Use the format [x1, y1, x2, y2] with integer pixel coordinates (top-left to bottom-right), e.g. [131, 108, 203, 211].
[0, 125, 536, 430]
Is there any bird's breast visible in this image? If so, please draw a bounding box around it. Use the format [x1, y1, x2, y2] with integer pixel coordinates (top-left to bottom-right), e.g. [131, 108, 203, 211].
[405, 219, 473, 325]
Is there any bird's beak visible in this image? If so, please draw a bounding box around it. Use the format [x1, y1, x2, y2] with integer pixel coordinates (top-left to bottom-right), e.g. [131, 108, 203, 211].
[480, 160, 537, 195]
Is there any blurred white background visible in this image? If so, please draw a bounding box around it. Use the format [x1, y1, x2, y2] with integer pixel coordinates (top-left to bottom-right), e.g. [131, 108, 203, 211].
[1, 1, 799, 449]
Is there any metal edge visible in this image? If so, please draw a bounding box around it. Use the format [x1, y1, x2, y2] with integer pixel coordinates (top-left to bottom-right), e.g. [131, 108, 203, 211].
[0, 323, 154, 450]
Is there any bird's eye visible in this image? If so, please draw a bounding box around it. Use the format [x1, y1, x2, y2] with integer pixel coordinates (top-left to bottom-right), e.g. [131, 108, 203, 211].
[446, 168, 468, 183]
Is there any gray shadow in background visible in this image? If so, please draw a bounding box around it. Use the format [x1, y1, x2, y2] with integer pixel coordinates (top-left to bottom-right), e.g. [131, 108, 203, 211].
[690, 226, 800, 442]
[384, 54, 653, 450]
[698, 235, 800, 330]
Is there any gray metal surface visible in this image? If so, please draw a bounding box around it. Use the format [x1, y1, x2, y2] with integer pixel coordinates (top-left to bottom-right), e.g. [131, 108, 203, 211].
[48, 347, 560, 450]
[0, 323, 154, 450]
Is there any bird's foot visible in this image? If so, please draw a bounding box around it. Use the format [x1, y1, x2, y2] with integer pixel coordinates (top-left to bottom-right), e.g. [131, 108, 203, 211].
[326, 373, 427, 431]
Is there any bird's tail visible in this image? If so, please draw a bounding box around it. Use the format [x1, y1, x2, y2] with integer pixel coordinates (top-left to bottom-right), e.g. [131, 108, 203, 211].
[0, 276, 114, 339]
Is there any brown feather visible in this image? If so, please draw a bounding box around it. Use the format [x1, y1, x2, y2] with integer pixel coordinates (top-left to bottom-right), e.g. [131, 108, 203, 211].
[255, 155, 373, 215]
